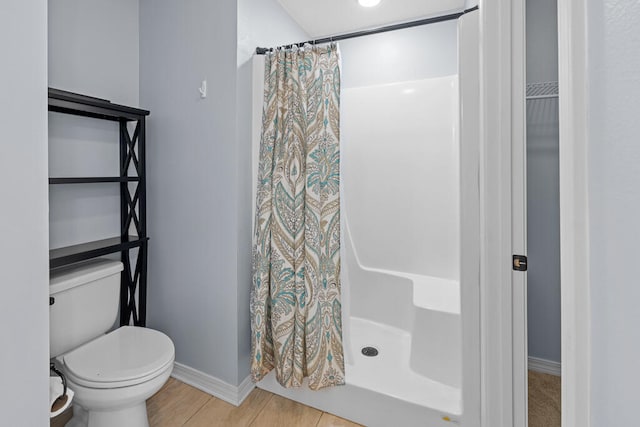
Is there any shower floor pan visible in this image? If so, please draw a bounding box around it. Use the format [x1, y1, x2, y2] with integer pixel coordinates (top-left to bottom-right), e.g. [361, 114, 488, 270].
[257, 317, 461, 427]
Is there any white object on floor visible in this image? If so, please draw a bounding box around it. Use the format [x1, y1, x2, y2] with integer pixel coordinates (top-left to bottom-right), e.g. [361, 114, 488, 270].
[50, 376, 74, 418]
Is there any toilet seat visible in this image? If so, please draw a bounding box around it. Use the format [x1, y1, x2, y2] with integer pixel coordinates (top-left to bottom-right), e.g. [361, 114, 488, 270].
[62, 326, 175, 389]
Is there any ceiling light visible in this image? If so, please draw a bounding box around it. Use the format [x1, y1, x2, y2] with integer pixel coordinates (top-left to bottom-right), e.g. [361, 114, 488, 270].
[358, 0, 382, 8]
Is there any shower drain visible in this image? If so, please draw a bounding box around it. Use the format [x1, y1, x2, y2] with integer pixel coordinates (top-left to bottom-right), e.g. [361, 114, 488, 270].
[361, 346, 379, 357]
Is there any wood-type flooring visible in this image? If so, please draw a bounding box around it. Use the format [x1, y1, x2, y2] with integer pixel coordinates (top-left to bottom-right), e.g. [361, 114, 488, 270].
[147, 371, 560, 426]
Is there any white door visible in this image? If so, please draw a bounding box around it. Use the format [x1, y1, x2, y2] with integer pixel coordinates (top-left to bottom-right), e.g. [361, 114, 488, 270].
[511, 43, 529, 427]
[511, 0, 529, 425]
[475, 0, 528, 426]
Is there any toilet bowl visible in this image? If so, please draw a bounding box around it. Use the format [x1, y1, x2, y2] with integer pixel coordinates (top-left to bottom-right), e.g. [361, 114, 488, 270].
[57, 326, 175, 427]
[49, 259, 175, 427]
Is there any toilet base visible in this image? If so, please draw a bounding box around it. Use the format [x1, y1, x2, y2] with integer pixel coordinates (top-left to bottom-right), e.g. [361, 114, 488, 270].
[67, 402, 149, 427]
[56, 346, 173, 427]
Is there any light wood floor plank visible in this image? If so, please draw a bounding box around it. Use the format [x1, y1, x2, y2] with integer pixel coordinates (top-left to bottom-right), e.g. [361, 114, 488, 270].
[185, 388, 272, 427]
[146, 374, 561, 427]
[316, 413, 363, 427]
[147, 378, 211, 427]
[249, 394, 322, 427]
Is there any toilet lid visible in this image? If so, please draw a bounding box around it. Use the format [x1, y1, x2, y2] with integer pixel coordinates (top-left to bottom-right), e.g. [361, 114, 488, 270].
[64, 326, 174, 386]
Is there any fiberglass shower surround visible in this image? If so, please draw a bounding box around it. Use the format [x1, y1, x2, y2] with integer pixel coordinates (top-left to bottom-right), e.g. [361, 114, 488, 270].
[249, 9, 472, 427]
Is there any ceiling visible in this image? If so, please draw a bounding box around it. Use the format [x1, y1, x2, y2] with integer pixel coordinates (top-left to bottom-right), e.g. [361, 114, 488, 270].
[277, 0, 467, 39]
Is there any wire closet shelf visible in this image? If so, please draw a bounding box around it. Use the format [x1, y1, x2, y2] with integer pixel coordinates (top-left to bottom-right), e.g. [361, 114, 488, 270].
[526, 81, 559, 100]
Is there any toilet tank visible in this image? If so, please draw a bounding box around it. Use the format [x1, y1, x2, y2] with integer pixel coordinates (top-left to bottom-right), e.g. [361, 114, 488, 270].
[49, 258, 124, 358]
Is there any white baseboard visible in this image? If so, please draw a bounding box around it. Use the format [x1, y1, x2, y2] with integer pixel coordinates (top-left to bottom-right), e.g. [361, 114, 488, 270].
[528, 356, 561, 376]
[171, 362, 255, 406]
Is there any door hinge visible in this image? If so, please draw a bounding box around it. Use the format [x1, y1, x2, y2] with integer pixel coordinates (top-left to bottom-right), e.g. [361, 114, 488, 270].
[512, 255, 528, 271]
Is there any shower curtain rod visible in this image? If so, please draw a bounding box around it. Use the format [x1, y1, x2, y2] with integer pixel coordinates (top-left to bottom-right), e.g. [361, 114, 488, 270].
[255, 5, 479, 55]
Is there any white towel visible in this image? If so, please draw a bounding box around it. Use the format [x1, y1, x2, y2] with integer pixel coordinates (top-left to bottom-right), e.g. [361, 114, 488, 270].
[49, 376, 74, 418]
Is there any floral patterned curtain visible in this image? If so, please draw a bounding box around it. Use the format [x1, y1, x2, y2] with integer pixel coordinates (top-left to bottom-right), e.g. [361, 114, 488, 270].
[250, 44, 344, 390]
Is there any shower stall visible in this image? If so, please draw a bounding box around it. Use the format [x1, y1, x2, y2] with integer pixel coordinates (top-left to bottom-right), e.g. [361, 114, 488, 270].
[250, 11, 479, 427]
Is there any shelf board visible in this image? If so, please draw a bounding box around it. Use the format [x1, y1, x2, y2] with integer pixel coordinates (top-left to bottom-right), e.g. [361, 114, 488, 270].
[50, 236, 148, 269]
[49, 177, 140, 184]
[48, 88, 150, 122]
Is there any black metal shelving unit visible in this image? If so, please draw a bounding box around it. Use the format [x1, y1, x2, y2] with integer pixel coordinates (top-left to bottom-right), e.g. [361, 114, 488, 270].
[48, 88, 150, 327]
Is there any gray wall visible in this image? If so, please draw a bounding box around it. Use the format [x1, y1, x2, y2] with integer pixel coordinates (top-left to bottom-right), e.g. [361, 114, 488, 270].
[236, 0, 308, 381]
[587, 0, 640, 424]
[525, 0, 561, 364]
[48, 0, 139, 106]
[237, 0, 308, 66]
[48, 0, 140, 250]
[0, 0, 50, 424]
[140, 0, 242, 385]
[526, 0, 558, 84]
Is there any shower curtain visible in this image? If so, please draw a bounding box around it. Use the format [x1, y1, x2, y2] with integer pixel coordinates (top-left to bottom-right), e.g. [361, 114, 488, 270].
[250, 44, 344, 390]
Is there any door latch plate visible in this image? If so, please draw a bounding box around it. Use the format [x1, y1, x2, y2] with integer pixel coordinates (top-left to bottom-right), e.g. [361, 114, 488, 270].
[513, 255, 528, 271]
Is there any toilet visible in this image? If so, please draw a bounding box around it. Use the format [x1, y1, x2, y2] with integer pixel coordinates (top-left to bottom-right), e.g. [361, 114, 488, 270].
[50, 258, 175, 427]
